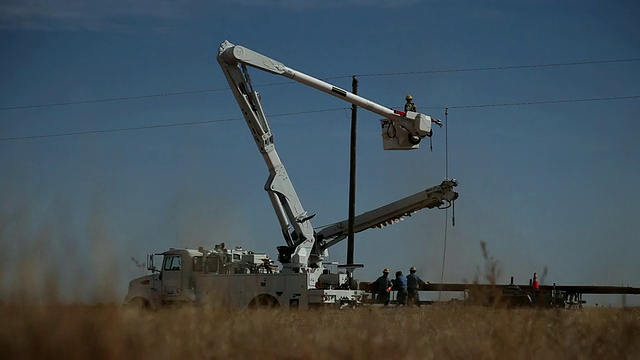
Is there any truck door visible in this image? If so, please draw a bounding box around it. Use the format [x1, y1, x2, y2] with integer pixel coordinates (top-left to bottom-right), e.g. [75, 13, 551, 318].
[161, 254, 183, 299]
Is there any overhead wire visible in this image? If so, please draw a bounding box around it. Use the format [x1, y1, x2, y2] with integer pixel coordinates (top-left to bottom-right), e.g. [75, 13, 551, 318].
[0, 107, 347, 141]
[0, 89, 228, 111]
[0, 117, 238, 141]
[400, 95, 640, 111]
[349, 58, 640, 78]
[1, 55, 639, 142]
[1, 95, 638, 141]
[447, 95, 640, 109]
[1, 57, 639, 111]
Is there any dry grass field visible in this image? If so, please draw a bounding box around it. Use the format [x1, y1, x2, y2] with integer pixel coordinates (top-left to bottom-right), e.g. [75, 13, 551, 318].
[0, 234, 636, 359]
[1, 303, 638, 360]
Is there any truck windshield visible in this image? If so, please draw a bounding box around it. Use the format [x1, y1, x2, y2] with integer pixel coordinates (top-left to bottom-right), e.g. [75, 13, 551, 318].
[163, 255, 181, 271]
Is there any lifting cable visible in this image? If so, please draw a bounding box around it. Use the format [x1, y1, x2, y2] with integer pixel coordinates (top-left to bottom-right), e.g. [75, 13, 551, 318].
[438, 107, 450, 300]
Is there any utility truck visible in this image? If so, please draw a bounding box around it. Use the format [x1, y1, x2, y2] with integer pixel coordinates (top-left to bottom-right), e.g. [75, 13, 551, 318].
[124, 40, 458, 309]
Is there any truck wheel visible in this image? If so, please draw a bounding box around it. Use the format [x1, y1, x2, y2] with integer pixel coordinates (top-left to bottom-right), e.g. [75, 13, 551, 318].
[248, 294, 279, 308]
[126, 297, 149, 310]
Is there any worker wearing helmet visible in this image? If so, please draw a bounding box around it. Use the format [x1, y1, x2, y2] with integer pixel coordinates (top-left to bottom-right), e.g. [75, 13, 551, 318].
[403, 95, 444, 128]
[394, 270, 408, 306]
[404, 94, 417, 113]
[407, 266, 429, 307]
[370, 268, 392, 306]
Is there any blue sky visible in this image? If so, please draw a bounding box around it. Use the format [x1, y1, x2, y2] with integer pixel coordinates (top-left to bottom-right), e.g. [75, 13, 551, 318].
[1, 0, 639, 305]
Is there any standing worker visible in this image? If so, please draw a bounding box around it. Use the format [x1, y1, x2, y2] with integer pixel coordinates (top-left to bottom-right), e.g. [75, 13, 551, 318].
[403, 94, 444, 127]
[394, 270, 408, 306]
[407, 266, 429, 307]
[370, 268, 393, 306]
[404, 94, 417, 112]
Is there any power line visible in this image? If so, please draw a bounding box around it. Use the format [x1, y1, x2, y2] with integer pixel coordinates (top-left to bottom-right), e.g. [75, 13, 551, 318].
[0, 89, 228, 111]
[0, 118, 237, 141]
[1, 95, 638, 142]
[2, 58, 639, 111]
[0, 107, 347, 142]
[447, 95, 640, 109]
[399, 95, 640, 110]
[351, 58, 640, 78]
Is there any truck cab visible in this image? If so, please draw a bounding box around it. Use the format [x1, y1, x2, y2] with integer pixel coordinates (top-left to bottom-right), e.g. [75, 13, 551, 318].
[124, 245, 277, 309]
[124, 248, 200, 309]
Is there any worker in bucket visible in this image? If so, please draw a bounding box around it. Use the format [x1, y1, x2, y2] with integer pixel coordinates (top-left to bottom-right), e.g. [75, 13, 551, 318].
[404, 94, 417, 112]
[404, 94, 443, 127]
[394, 270, 408, 306]
[407, 266, 429, 307]
[371, 268, 393, 306]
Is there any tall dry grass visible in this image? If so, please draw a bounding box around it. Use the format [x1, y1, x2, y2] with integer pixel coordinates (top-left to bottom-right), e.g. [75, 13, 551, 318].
[1, 200, 637, 359]
[1, 303, 638, 359]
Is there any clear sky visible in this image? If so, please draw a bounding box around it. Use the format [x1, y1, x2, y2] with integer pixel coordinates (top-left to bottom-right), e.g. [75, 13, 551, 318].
[1, 0, 639, 305]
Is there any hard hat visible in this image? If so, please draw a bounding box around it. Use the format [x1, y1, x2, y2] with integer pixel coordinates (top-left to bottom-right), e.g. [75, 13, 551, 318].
[405, 94, 413, 100]
[383, 268, 389, 273]
[410, 266, 417, 272]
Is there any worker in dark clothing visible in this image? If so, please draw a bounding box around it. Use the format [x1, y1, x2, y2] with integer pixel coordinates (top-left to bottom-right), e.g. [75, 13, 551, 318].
[370, 268, 393, 306]
[394, 270, 408, 306]
[404, 94, 417, 112]
[403, 94, 444, 128]
[407, 266, 429, 307]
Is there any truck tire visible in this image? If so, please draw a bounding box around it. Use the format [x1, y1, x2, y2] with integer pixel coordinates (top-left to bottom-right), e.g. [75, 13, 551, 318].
[126, 297, 150, 310]
[248, 294, 280, 308]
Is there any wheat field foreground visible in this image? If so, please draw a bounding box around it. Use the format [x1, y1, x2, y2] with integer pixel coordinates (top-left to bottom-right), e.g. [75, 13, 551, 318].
[1, 303, 639, 359]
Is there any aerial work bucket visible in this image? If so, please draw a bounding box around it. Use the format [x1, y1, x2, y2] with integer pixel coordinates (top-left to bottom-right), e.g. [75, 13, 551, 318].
[380, 119, 420, 150]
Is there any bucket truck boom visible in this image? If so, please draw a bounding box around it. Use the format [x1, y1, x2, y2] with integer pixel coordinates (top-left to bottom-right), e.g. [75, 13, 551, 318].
[317, 179, 459, 251]
[217, 41, 443, 149]
[216, 40, 450, 275]
[123, 40, 458, 310]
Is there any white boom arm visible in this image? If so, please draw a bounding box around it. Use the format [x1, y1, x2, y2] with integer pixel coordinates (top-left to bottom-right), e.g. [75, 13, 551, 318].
[217, 41, 322, 274]
[217, 41, 440, 146]
[316, 179, 458, 251]
[216, 40, 450, 277]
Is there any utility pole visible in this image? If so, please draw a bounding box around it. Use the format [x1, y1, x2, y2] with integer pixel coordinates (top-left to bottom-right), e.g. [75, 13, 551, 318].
[345, 76, 360, 289]
[347, 76, 358, 266]
[339, 75, 362, 289]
